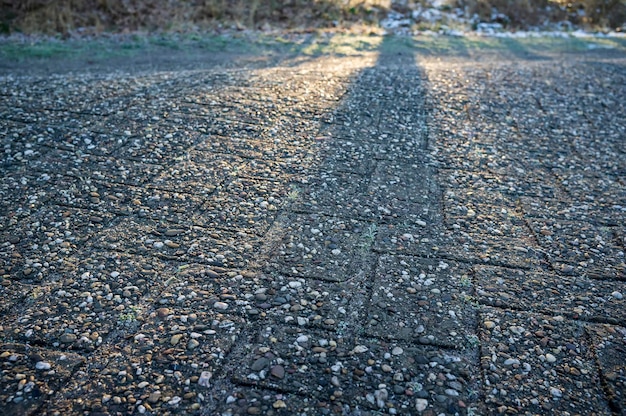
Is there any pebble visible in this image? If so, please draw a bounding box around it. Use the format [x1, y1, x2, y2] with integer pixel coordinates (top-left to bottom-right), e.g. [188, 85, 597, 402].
[187, 339, 200, 350]
[392, 346, 403, 355]
[198, 371, 212, 387]
[148, 391, 161, 403]
[157, 307, 171, 318]
[273, 400, 286, 409]
[503, 358, 520, 366]
[271, 365, 285, 379]
[213, 301, 228, 311]
[251, 357, 269, 372]
[415, 398, 428, 412]
[550, 387, 562, 398]
[484, 320, 496, 329]
[170, 334, 183, 345]
[351, 345, 368, 354]
[35, 361, 51, 370]
[374, 388, 388, 408]
[545, 353, 556, 363]
[59, 333, 77, 343]
[611, 291, 623, 300]
[296, 335, 309, 344]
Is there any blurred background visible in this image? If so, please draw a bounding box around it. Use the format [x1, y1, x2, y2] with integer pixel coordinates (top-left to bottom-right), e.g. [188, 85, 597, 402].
[1, 0, 625, 36]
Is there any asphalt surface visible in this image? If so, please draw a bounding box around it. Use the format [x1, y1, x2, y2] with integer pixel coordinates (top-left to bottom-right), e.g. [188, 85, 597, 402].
[1, 36, 625, 415]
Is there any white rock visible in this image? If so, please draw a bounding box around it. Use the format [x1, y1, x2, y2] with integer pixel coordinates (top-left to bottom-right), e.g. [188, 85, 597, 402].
[351, 345, 368, 354]
[35, 362, 51, 370]
[612, 291, 623, 300]
[198, 371, 212, 387]
[213, 301, 228, 311]
[415, 398, 428, 412]
[550, 387, 562, 398]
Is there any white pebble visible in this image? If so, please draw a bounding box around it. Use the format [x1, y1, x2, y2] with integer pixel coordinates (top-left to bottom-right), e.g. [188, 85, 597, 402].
[296, 335, 309, 344]
[213, 301, 228, 311]
[612, 291, 623, 300]
[550, 387, 562, 398]
[392, 346, 403, 355]
[415, 398, 428, 412]
[198, 371, 212, 387]
[35, 362, 51, 370]
[351, 345, 368, 354]
[545, 353, 556, 363]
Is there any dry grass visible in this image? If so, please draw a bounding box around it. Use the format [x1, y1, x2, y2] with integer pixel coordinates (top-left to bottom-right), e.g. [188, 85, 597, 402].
[1, 0, 624, 34]
[454, 0, 626, 29]
[0, 0, 389, 35]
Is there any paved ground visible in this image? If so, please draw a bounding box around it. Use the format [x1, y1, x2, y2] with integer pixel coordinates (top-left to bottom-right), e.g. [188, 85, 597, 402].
[1, 35, 625, 415]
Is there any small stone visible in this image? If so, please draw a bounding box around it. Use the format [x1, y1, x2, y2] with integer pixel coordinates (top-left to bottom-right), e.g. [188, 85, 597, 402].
[611, 291, 623, 300]
[550, 387, 562, 398]
[484, 320, 496, 329]
[392, 347, 403, 355]
[187, 339, 200, 350]
[296, 335, 309, 344]
[198, 371, 212, 387]
[35, 362, 51, 370]
[213, 301, 228, 311]
[270, 365, 285, 379]
[165, 229, 185, 236]
[273, 400, 286, 409]
[247, 407, 261, 415]
[415, 398, 428, 412]
[503, 358, 520, 366]
[251, 357, 269, 372]
[381, 364, 392, 373]
[170, 334, 183, 345]
[148, 391, 161, 403]
[351, 345, 368, 354]
[157, 308, 171, 318]
[59, 333, 77, 343]
[331, 248, 341, 255]
[545, 353, 556, 363]
[374, 388, 388, 408]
